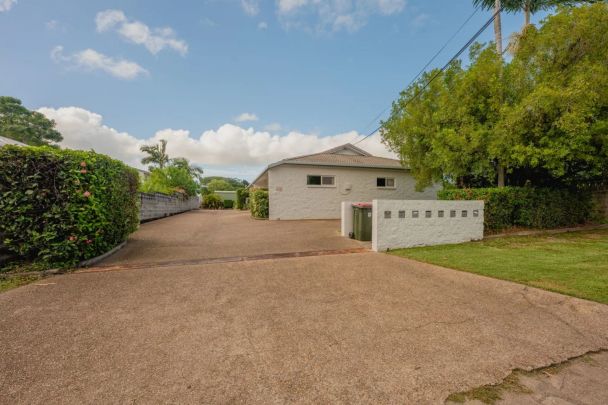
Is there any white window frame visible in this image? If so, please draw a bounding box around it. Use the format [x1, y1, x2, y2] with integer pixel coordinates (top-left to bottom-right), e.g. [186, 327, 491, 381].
[307, 174, 336, 188]
[377, 177, 396, 189]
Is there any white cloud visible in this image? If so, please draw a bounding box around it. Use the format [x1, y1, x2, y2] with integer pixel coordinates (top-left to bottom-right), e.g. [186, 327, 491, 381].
[0, 0, 16, 12]
[51, 46, 149, 80]
[38, 106, 396, 180]
[276, 0, 407, 33]
[412, 13, 429, 29]
[264, 122, 282, 131]
[95, 9, 188, 56]
[258, 21, 268, 30]
[241, 0, 260, 16]
[235, 112, 259, 122]
[45, 20, 58, 29]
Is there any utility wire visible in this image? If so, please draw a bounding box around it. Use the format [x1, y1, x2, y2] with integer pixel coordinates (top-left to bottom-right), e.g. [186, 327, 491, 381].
[356, 7, 480, 136]
[353, 6, 502, 146]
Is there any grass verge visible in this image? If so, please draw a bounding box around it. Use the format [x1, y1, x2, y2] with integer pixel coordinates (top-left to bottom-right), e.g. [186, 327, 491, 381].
[0, 275, 40, 293]
[389, 228, 608, 304]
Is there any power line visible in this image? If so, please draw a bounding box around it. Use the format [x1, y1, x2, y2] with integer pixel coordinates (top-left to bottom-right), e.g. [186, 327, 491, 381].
[353, 6, 501, 146]
[357, 7, 480, 136]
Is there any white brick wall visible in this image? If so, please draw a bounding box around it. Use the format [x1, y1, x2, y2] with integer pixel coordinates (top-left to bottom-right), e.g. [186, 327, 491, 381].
[139, 193, 200, 222]
[371, 200, 484, 251]
[268, 165, 439, 220]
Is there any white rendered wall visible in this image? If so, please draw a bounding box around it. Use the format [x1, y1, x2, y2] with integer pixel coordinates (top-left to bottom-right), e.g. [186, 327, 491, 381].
[341, 201, 355, 236]
[371, 200, 484, 252]
[268, 165, 439, 220]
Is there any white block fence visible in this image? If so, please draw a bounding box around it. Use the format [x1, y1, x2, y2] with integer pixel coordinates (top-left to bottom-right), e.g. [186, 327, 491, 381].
[342, 200, 484, 251]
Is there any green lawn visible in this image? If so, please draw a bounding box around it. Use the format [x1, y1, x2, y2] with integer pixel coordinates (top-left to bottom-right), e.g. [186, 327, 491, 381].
[0, 275, 40, 293]
[390, 229, 608, 304]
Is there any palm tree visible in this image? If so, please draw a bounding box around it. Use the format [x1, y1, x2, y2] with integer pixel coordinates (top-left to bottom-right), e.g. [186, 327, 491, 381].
[171, 157, 204, 183]
[140, 139, 170, 170]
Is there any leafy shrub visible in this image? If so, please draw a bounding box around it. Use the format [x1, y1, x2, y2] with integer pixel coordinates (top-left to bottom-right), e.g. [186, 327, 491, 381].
[0, 146, 139, 265]
[202, 193, 223, 209]
[140, 166, 199, 196]
[250, 189, 269, 219]
[438, 187, 593, 232]
[235, 188, 249, 210]
[223, 199, 234, 209]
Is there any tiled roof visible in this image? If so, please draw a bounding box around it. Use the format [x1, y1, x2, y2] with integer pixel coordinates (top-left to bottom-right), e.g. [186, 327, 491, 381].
[275, 152, 405, 169]
[0, 136, 27, 147]
[252, 143, 407, 187]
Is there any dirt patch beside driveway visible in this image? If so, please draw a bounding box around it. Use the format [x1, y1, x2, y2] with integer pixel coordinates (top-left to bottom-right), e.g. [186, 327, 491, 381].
[104, 209, 363, 265]
[1, 253, 607, 403]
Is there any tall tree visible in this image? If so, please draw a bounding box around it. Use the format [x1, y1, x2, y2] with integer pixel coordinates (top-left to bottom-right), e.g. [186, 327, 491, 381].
[140, 139, 170, 170]
[171, 157, 204, 183]
[474, 0, 507, 185]
[0, 96, 63, 146]
[382, 3, 608, 190]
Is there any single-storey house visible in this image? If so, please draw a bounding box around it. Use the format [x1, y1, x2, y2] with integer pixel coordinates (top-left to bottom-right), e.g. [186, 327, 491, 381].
[251, 143, 439, 220]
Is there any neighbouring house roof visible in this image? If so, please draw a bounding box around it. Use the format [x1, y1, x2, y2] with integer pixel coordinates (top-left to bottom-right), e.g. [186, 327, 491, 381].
[251, 143, 406, 188]
[0, 135, 27, 147]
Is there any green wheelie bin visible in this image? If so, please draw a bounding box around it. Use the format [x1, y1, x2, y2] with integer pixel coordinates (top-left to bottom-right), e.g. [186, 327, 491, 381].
[352, 202, 372, 241]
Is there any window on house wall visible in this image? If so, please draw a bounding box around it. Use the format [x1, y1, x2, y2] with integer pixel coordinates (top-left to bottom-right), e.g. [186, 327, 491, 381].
[377, 177, 395, 188]
[307, 175, 335, 186]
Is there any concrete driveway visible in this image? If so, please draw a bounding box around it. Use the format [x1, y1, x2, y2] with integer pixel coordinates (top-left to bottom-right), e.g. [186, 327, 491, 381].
[104, 209, 365, 265]
[1, 210, 608, 404]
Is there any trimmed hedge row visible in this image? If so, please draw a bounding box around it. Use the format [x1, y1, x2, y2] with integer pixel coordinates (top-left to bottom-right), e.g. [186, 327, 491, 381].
[0, 146, 139, 265]
[250, 189, 269, 219]
[438, 187, 593, 232]
[235, 188, 249, 210]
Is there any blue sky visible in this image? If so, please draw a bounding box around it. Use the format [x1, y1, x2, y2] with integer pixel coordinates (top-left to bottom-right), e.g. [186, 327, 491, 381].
[0, 0, 547, 179]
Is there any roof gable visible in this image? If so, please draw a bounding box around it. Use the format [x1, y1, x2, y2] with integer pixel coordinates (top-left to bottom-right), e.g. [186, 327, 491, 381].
[323, 143, 371, 156]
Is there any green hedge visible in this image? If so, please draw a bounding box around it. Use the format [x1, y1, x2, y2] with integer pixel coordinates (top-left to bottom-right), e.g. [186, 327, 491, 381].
[250, 189, 269, 219]
[0, 146, 139, 265]
[201, 193, 223, 209]
[438, 187, 593, 232]
[235, 188, 249, 210]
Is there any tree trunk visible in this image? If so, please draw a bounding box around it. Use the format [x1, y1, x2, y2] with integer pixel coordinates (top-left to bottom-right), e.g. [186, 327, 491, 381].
[494, 0, 503, 55]
[497, 164, 505, 187]
[494, 0, 506, 187]
[524, 1, 530, 27]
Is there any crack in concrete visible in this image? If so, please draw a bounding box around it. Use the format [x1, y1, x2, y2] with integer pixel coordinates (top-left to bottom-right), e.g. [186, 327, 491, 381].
[444, 348, 608, 404]
[517, 290, 588, 339]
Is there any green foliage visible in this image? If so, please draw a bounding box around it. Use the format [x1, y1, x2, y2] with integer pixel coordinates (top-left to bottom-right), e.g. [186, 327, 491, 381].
[249, 189, 269, 219]
[202, 193, 224, 209]
[201, 176, 249, 191]
[0, 96, 63, 146]
[223, 199, 234, 209]
[206, 179, 233, 193]
[0, 146, 139, 265]
[140, 139, 170, 170]
[438, 187, 593, 231]
[140, 165, 200, 197]
[382, 4, 608, 189]
[171, 157, 203, 183]
[235, 188, 250, 210]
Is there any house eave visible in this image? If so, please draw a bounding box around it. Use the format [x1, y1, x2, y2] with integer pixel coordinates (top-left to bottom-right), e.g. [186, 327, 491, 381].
[268, 161, 409, 171]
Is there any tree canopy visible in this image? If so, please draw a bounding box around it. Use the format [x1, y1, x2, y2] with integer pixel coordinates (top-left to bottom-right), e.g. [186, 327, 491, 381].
[0, 96, 63, 146]
[140, 139, 170, 170]
[201, 176, 249, 191]
[381, 3, 608, 190]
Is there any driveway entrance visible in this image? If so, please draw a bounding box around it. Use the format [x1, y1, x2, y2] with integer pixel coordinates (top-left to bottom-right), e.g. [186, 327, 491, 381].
[104, 209, 365, 266]
[1, 209, 608, 403]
